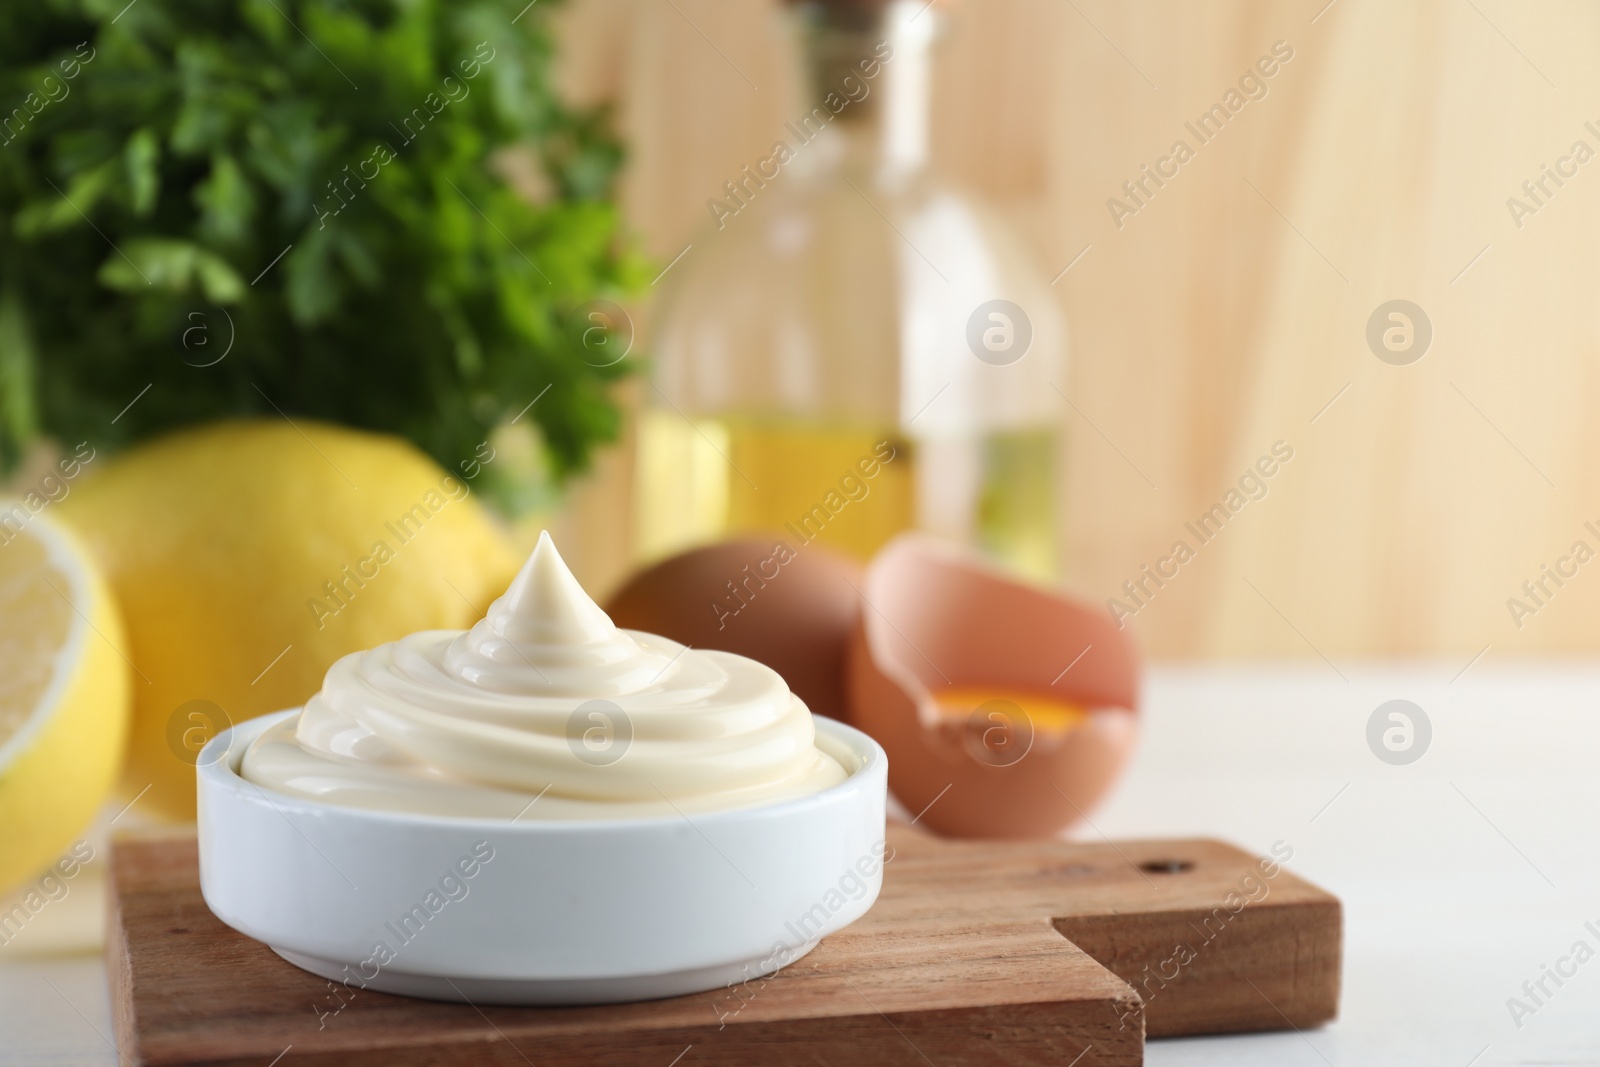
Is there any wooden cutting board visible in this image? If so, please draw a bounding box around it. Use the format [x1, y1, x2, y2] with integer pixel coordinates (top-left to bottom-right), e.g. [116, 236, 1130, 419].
[106, 825, 1339, 1066]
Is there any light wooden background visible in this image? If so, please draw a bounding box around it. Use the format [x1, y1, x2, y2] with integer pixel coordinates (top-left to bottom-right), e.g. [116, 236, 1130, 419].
[547, 0, 1600, 662]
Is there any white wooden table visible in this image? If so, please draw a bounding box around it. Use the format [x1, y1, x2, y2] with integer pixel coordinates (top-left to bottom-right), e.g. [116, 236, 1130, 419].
[4, 664, 1598, 1065]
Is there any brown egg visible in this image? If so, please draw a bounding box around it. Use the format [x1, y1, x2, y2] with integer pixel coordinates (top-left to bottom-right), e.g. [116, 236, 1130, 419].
[605, 539, 863, 719]
[845, 535, 1141, 839]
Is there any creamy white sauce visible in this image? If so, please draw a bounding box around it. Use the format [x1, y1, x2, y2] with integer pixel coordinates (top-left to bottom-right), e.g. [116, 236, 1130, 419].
[240, 533, 847, 818]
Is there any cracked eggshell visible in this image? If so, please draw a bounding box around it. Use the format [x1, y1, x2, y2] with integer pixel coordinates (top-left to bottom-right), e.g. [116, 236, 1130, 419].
[844, 535, 1141, 839]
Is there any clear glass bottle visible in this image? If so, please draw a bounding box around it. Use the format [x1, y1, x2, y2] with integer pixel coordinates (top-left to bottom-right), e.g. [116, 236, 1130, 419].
[637, 0, 1065, 580]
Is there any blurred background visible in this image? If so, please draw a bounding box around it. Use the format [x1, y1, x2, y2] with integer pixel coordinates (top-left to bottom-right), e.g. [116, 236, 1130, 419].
[8, 0, 1599, 670]
[551, 0, 1600, 661]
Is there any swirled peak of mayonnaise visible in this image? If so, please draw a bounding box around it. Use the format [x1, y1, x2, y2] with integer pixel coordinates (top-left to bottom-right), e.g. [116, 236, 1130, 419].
[240, 532, 849, 818]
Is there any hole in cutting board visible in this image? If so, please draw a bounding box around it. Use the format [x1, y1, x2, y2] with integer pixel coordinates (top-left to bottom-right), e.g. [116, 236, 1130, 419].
[1138, 859, 1193, 874]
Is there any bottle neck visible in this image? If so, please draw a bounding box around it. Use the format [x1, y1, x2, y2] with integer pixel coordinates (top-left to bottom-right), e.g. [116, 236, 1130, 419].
[792, 0, 937, 178]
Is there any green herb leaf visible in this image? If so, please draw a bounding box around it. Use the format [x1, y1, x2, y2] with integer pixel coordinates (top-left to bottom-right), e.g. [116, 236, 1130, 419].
[1, 0, 642, 513]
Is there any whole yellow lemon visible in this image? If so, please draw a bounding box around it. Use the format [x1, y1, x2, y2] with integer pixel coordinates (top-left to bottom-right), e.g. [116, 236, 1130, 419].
[58, 419, 521, 821]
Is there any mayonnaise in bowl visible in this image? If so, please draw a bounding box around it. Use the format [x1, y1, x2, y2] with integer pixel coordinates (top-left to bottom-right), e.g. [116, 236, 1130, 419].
[241, 532, 848, 819]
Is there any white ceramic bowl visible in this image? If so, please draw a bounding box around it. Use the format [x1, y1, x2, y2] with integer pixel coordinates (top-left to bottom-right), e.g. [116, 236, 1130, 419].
[196, 710, 888, 1005]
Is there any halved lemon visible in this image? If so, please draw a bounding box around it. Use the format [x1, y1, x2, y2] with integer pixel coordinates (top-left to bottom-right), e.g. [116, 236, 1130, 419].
[0, 507, 131, 893]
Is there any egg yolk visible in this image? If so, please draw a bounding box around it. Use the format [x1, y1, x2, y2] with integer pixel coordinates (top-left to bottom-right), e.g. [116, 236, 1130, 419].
[930, 686, 1089, 732]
